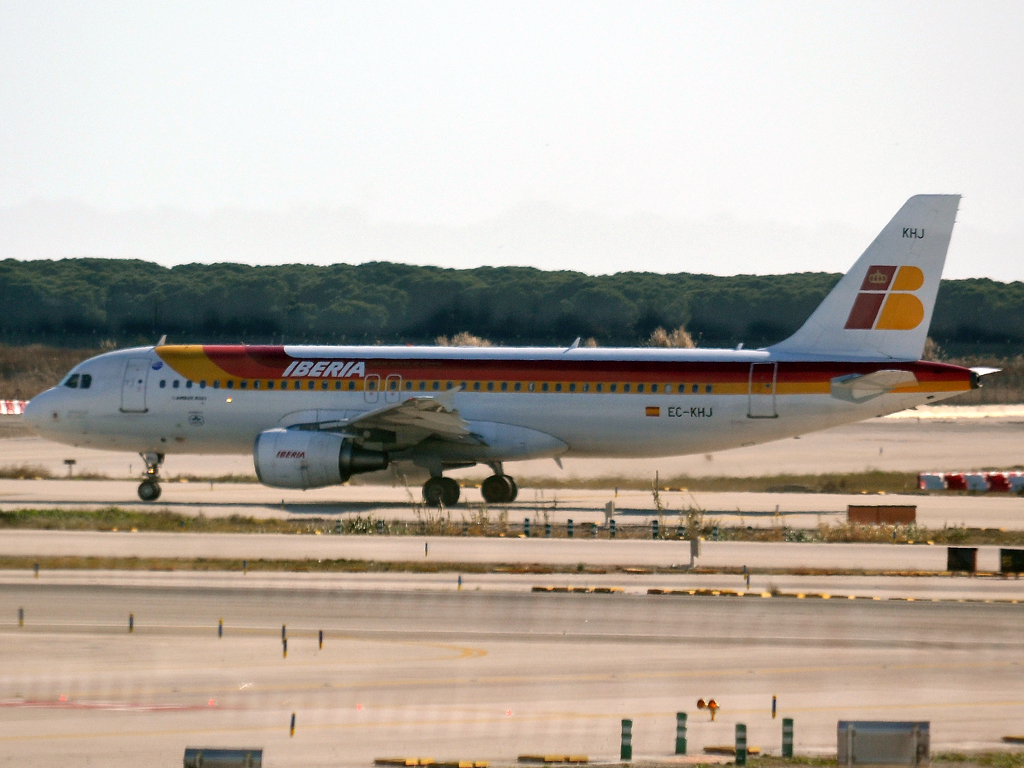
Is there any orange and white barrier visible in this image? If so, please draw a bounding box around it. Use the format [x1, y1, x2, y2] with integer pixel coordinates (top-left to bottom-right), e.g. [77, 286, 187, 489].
[919, 471, 1024, 493]
[0, 400, 28, 415]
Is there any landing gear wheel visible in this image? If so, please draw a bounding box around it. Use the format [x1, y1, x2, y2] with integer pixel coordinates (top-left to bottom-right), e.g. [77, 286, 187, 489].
[138, 480, 161, 502]
[506, 476, 519, 502]
[423, 477, 461, 507]
[482, 474, 516, 504]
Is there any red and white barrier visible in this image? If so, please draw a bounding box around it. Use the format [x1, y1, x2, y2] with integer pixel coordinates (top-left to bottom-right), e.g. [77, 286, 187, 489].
[0, 400, 28, 415]
[919, 471, 1024, 493]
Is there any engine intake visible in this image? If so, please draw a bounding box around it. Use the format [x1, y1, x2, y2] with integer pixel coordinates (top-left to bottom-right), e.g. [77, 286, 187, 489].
[254, 428, 389, 489]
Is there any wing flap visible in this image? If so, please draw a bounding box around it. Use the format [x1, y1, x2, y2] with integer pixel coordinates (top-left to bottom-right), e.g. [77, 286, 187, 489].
[830, 370, 919, 403]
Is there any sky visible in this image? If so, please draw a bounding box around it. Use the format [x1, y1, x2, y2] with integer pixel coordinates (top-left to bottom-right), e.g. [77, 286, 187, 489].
[1, 1, 1022, 279]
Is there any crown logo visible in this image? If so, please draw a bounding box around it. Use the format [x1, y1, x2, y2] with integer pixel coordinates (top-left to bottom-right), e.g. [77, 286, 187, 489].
[867, 270, 888, 285]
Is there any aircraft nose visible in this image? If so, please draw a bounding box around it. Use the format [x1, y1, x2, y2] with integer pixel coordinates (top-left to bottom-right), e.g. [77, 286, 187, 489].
[23, 392, 54, 433]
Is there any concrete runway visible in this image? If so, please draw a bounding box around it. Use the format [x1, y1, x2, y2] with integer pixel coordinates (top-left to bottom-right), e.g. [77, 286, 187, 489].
[2, 577, 1024, 767]
[0, 529, 1015, 573]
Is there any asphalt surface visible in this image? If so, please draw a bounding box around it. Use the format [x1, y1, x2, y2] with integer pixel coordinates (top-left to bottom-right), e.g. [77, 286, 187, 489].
[2, 578, 1024, 767]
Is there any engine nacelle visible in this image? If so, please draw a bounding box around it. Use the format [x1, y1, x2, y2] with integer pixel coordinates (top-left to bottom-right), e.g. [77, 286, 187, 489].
[253, 428, 389, 489]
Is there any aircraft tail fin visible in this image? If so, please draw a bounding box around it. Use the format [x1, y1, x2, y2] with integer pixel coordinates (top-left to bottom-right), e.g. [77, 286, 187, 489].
[769, 194, 960, 360]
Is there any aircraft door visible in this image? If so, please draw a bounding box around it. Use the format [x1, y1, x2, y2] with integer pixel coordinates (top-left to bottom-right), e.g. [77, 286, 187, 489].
[747, 362, 778, 419]
[384, 374, 401, 403]
[121, 358, 151, 413]
[364, 374, 380, 404]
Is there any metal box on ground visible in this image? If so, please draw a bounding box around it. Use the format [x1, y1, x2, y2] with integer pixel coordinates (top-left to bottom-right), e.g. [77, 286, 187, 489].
[184, 748, 262, 768]
[847, 506, 916, 525]
[1000, 549, 1024, 574]
[947, 547, 977, 573]
[837, 722, 928, 768]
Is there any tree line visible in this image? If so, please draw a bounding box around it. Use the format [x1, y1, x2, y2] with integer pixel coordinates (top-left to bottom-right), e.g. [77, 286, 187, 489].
[2, 257, 1023, 353]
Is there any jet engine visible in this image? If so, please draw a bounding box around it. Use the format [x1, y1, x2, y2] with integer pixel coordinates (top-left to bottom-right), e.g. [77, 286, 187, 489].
[254, 428, 389, 489]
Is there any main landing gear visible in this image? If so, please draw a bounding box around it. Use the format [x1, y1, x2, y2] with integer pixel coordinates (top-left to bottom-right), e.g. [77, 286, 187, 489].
[422, 476, 461, 507]
[137, 451, 164, 502]
[481, 470, 518, 505]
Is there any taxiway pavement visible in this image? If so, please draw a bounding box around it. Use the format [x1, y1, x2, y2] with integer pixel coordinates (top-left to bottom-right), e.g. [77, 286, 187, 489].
[2, 578, 1023, 767]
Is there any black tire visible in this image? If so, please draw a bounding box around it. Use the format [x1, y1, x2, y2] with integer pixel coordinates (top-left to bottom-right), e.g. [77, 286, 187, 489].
[422, 478, 445, 506]
[138, 481, 161, 502]
[507, 476, 519, 502]
[439, 477, 461, 506]
[481, 474, 513, 504]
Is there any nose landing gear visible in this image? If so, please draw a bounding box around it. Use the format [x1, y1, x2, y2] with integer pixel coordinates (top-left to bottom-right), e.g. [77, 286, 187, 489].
[137, 452, 164, 502]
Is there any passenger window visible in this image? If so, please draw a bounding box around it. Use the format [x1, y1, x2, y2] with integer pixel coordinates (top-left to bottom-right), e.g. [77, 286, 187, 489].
[419, 381, 426, 391]
[253, 380, 260, 389]
[582, 383, 589, 392]
[80, 374, 92, 389]
[226, 380, 234, 389]
[623, 384, 631, 393]
[64, 374, 79, 389]
[691, 384, 699, 393]
[348, 381, 356, 390]
[596, 383, 603, 392]
[159, 380, 166, 389]
[637, 384, 644, 393]
[501, 382, 508, 392]
[513, 382, 521, 392]
[173, 380, 180, 389]
[213, 381, 220, 389]
[240, 381, 247, 390]
[307, 381, 314, 390]
[568, 383, 576, 392]
[267, 381, 274, 389]
[334, 381, 341, 390]
[368, 380, 376, 390]
[200, 380, 207, 389]
[432, 381, 440, 391]
[405, 381, 412, 390]
[542, 383, 549, 392]
[651, 384, 658, 393]
[528, 382, 535, 392]
[706, 384, 713, 393]
[186, 380, 193, 389]
[554, 383, 562, 392]
[473, 382, 481, 392]
[610, 384, 617, 392]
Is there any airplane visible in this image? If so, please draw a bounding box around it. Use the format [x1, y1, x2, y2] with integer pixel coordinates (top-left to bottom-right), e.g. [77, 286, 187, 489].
[25, 195, 985, 506]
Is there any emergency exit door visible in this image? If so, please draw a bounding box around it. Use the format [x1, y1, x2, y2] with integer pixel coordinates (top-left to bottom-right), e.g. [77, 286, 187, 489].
[747, 362, 778, 418]
[121, 358, 150, 413]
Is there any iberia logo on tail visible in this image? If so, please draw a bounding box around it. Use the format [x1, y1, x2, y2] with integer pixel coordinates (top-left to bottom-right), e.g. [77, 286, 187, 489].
[844, 265, 925, 331]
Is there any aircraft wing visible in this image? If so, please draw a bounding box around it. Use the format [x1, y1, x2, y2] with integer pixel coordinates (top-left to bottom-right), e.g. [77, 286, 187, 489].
[830, 370, 919, 403]
[301, 391, 474, 449]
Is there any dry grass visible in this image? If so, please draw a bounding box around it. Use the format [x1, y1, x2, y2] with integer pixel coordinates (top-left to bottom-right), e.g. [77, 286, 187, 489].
[0, 464, 53, 479]
[0, 344, 100, 400]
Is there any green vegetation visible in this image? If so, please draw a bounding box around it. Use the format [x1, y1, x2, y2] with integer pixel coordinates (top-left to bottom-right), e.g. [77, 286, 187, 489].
[4, 257, 1024, 353]
[4, 507, 1024, 548]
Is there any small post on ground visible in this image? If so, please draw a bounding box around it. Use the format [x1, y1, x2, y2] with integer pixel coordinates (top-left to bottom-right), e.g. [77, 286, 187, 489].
[652, 519, 659, 539]
[128, 613, 134, 633]
[218, 618, 223, 638]
[782, 718, 794, 758]
[282, 638, 288, 658]
[736, 723, 747, 766]
[610, 519, 617, 539]
[524, 518, 531, 537]
[318, 629, 323, 649]
[18, 607, 24, 628]
[243, 559, 247, 575]
[282, 624, 287, 640]
[290, 712, 296, 737]
[620, 718, 632, 761]
[545, 522, 551, 538]
[772, 694, 777, 719]
[33, 563, 39, 578]
[675, 712, 687, 755]
[458, 574, 463, 591]
[567, 519, 574, 538]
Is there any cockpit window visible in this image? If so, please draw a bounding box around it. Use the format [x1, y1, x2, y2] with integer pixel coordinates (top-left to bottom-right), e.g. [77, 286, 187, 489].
[64, 374, 80, 389]
[80, 374, 92, 389]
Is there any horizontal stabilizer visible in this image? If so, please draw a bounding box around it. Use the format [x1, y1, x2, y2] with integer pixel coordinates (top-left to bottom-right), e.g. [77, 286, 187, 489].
[830, 370, 918, 403]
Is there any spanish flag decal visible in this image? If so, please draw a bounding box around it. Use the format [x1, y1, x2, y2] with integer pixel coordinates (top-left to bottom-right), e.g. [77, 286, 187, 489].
[645, 406, 661, 417]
